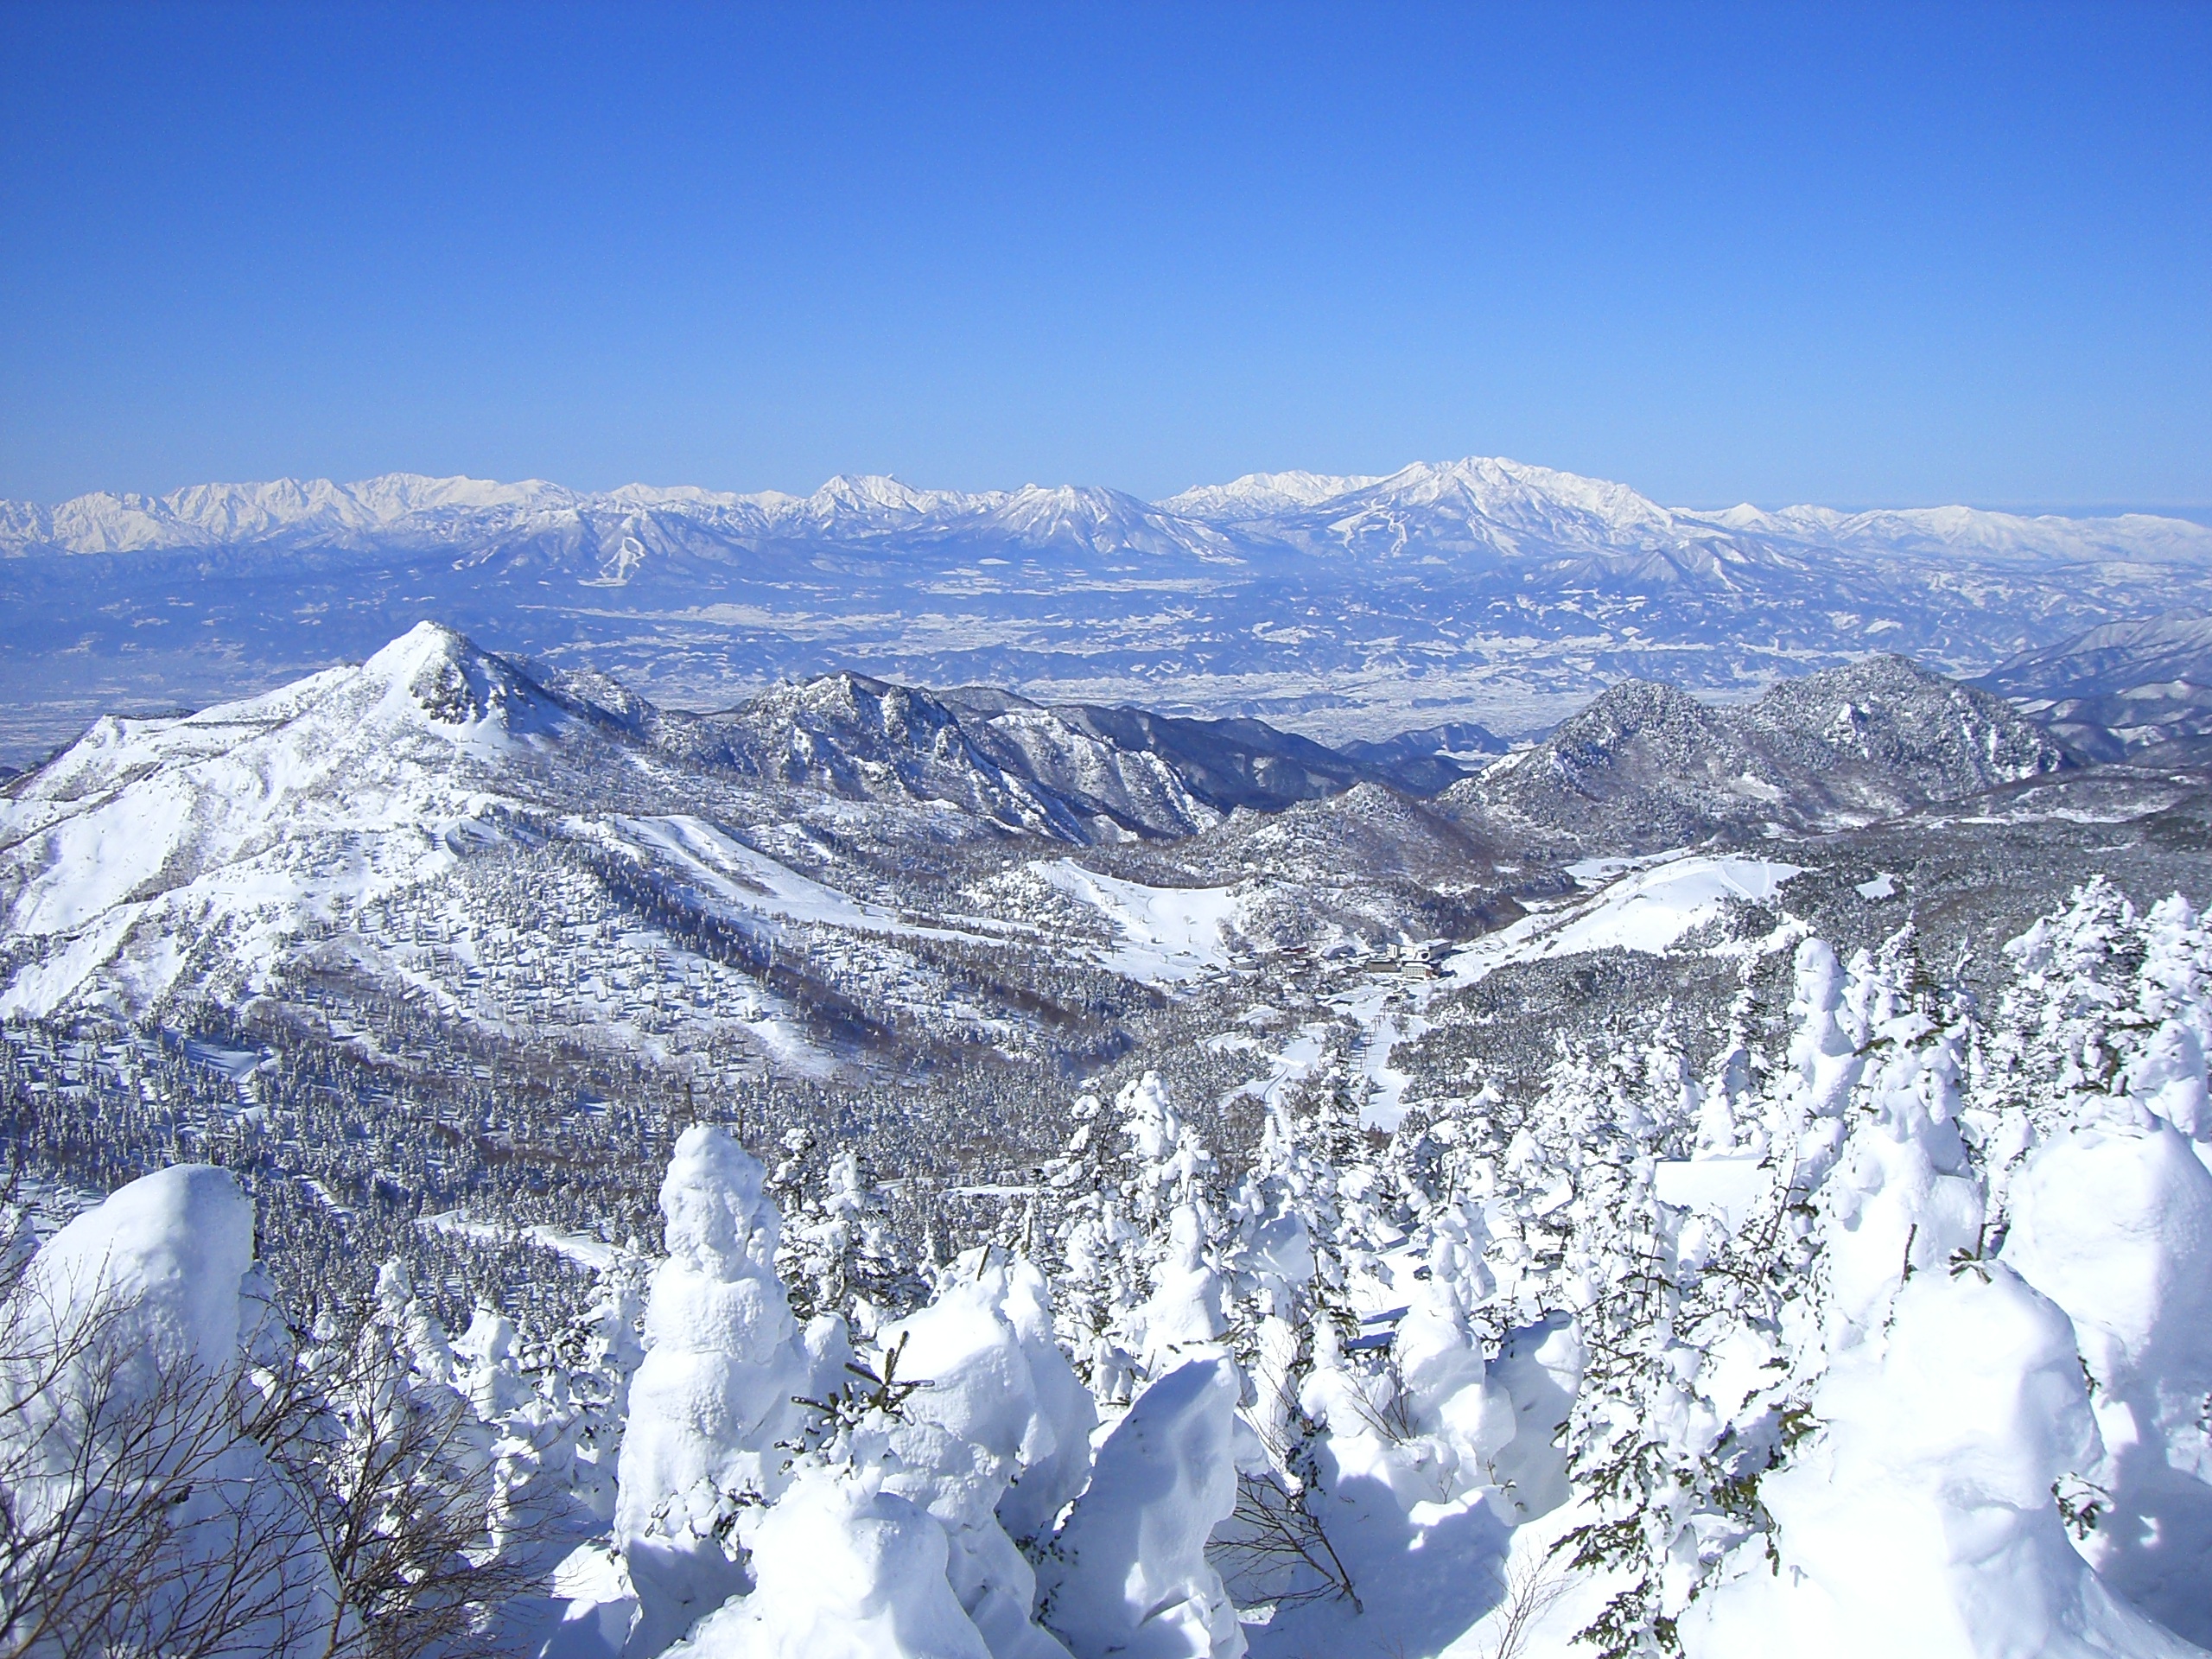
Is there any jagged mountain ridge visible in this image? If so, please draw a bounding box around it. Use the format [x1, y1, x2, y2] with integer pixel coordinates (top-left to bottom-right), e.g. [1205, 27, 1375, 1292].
[0, 625, 2091, 1044]
[0, 623, 1491, 1033]
[0, 624, 1212, 1060]
[1443, 653, 2073, 853]
[0, 622, 1535, 1103]
[662, 670, 1470, 839]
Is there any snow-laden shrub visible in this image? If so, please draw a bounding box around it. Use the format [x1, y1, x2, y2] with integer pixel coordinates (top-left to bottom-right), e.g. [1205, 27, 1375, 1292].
[1536, 903, 2212, 1659]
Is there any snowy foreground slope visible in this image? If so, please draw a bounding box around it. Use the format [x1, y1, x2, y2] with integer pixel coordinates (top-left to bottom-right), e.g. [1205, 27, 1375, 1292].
[10, 887, 2212, 1657]
[10, 626, 2212, 1653]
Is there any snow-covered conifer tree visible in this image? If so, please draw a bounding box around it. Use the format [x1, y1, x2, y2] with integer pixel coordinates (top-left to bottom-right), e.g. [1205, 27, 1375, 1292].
[1043, 1091, 1142, 1403]
[1036, 1356, 1246, 1659]
[1050, 1073, 1224, 1402]
[616, 1125, 815, 1656]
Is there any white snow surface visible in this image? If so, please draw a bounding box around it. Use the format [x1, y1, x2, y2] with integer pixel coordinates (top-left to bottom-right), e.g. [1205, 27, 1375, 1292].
[1688, 1267, 2200, 1659]
[13, 1162, 261, 1380]
[1036, 1357, 1246, 1659]
[1034, 861, 1242, 984]
[866, 1254, 1091, 1659]
[1651, 1156, 1767, 1229]
[672, 1465, 994, 1659]
[2003, 1121, 2212, 1643]
[1440, 854, 1802, 987]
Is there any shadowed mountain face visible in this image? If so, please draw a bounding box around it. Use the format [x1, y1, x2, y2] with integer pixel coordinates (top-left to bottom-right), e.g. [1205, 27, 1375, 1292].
[692, 672, 1467, 842]
[5, 456, 2209, 767]
[1978, 612, 2212, 761]
[1441, 654, 2073, 854]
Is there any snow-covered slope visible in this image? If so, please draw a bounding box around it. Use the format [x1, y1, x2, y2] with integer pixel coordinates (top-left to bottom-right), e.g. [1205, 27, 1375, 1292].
[702, 672, 1457, 840]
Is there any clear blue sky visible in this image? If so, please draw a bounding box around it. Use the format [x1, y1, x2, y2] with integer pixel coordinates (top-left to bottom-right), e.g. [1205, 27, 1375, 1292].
[2, 2, 2206, 510]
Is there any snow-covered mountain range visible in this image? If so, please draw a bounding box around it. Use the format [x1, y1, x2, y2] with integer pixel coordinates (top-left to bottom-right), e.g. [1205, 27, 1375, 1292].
[8, 457, 2202, 569]
[0, 620, 2120, 1059]
[5, 456, 2208, 769]
[0, 623, 1493, 1042]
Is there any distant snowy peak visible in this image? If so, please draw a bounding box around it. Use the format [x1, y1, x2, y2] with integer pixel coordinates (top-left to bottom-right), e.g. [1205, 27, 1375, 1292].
[978, 483, 1240, 559]
[769, 474, 984, 529]
[1155, 469, 1383, 520]
[1153, 456, 1704, 555]
[1287, 456, 1723, 561]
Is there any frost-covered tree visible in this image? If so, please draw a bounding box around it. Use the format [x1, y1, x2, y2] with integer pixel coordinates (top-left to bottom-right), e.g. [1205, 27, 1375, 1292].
[1043, 1091, 1142, 1403]
[1036, 1356, 1246, 1659]
[616, 1125, 817, 1657]
[778, 1147, 918, 1338]
[565, 1253, 649, 1523]
[1047, 1074, 1224, 1403]
[1557, 930, 1992, 1657]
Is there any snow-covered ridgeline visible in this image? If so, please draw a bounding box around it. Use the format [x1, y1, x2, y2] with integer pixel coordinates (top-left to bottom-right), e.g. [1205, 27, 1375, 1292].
[9, 878, 2212, 1656]
[6, 457, 2208, 569]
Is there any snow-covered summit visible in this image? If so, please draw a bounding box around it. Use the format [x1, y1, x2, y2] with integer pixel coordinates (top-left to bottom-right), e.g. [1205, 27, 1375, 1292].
[0, 621, 652, 1016]
[1276, 455, 1728, 563]
[1155, 469, 1384, 520]
[979, 482, 1239, 561]
[0, 626, 1478, 1025]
